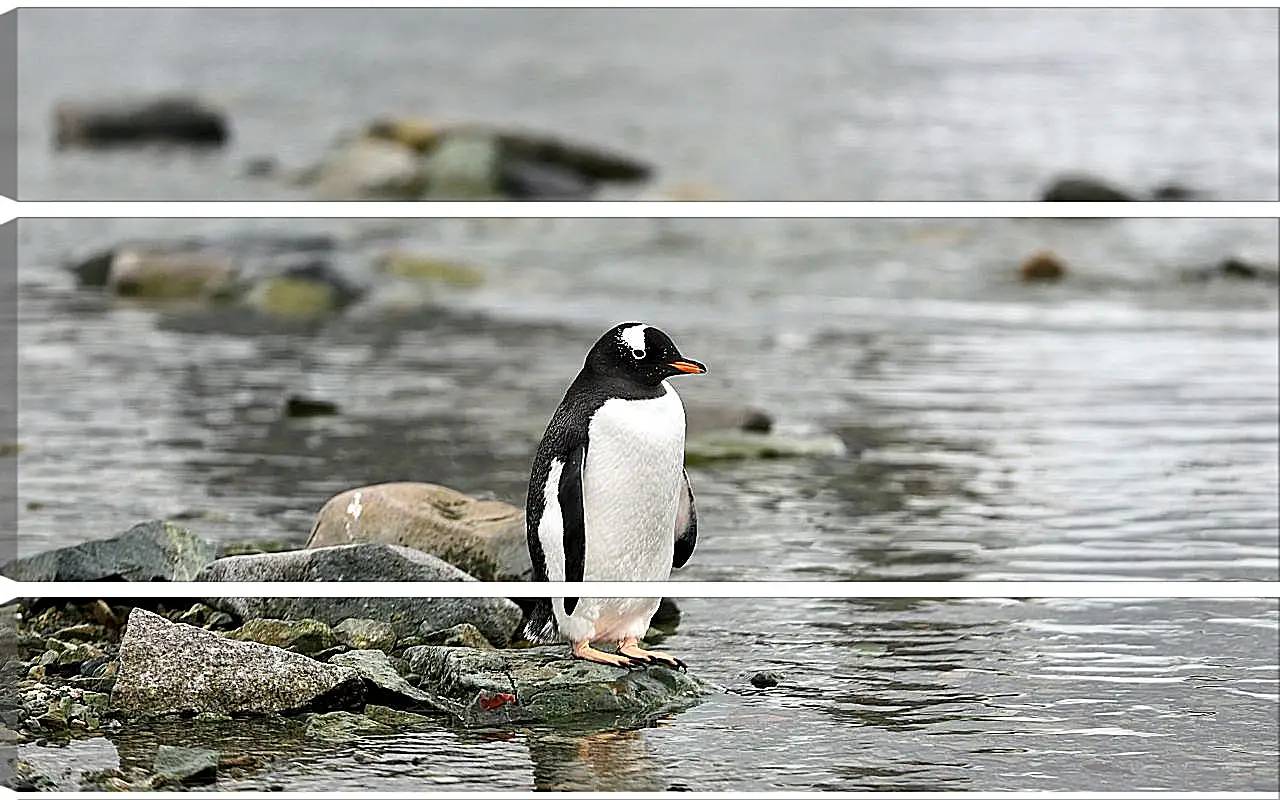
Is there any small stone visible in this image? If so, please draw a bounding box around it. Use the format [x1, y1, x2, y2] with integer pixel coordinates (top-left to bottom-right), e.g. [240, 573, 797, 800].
[285, 395, 341, 418]
[750, 671, 783, 689]
[153, 745, 219, 785]
[304, 710, 392, 741]
[90, 601, 121, 629]
[1039, 174, 1135, 202]
[50, 623, 101, 642]
[218, 753, 258, 769]
[417, 622, 493, 650]
[363, 704, 434, 727]
[225, 618, 338, 657]
[1019, 250, 1067, 282]
[334, 618, 398, 652]
[375, 251, 486, 287]
[206, 611, 236, 630]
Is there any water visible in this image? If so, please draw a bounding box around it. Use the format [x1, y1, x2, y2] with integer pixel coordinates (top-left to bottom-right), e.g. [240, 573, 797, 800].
[14, 216, 1280, 582]
[14, 597, 1279, 791]
[15, 8, 1280, 201]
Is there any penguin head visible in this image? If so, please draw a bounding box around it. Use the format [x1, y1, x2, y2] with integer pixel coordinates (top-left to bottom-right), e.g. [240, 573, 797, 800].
[586, 322, 707, 386]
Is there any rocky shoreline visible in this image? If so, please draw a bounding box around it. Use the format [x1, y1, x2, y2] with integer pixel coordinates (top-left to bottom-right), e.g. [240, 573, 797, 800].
[2, 594, 705, 791]
[0, 492, 716, 791]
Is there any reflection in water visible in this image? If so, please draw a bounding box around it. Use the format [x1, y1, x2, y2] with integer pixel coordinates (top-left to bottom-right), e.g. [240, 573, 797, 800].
[525, 726, 666, 791]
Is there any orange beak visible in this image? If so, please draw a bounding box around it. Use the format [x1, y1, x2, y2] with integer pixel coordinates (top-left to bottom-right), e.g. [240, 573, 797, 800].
[668, 360, 707, 375]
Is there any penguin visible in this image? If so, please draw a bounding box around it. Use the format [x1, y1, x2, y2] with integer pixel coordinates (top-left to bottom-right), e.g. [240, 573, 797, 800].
[523, 322, 707, 669]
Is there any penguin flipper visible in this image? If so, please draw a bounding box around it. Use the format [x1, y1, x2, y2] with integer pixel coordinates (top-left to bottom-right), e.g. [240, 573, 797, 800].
[673, 468, 698, 569]
[559, 442, 587, 614]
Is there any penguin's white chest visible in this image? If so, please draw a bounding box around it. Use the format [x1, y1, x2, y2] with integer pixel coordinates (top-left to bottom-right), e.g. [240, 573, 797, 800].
[582, 382, 686, 581]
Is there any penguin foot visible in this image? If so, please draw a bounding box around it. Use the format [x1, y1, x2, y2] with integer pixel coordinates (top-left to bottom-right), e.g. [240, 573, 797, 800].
[572, 640, 646, 669]
[618, 638, 687, 672]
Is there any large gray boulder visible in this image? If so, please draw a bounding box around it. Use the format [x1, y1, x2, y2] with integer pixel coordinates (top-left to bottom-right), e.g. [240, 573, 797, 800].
[403, 646, 707, 728]
[111, 609, 364, 717]
[306, 484, 531, 581]
[1, 521, 213, 582]
[197, 543, 523, 646]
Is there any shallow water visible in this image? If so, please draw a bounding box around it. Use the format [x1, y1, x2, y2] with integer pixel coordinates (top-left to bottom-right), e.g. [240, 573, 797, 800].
[14, 597, 1279, 791]
[14, 216, 1280, 582]
[15, 8, 1280, 200]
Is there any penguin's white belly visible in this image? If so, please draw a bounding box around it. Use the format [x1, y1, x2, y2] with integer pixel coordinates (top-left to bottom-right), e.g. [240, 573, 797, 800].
[555, 596, 662, 644]
[549, 383, 685, 645]
[582, 384, 686, 581]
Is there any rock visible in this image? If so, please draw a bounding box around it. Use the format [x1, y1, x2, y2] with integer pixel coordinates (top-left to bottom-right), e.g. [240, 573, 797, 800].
[50, 623, 101, 643]
[750, 671, 783, 689]
[333, 618, 397, 653]
[106, 248, 240, 300]
[241, 259, 365, 319]
[7, 759, 59, 791]
[111, 608, 364, 717]
[152, 745, 218, 785]
[301, 136, 425, 200]
[421, 132, 504, 198]
[1183, 256, 1280, 285]
[498, 157, 596, 200]
[1019, 250, 1067, 282]
[198, 544, 523, 646]
[403, 646, 706, 728]
[304, 710, 392, 741]
[367, 118, 653, 188]
[1, 520, 214, 582]
[1039, 174, 1135, 202]
[242, 156, 279, 178]
[363, 704, 434, 727]
[375, 251, 486, 287]
[225, 618, 338, 657]
[53, 96, 229, 149]
[284, 395, 340, 418]
[1149, 182, 1203, 201]
[684, 431, 848, 467]
[90, 600, 121, 630]
[417, 622, 493, 651]
[684, 403, 774, 436]
[328, 649, 445, 711]
[306, 483, 531, 581]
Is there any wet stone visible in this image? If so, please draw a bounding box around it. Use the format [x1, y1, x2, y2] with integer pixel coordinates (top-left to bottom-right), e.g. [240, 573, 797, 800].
[403, 645, 707, 728]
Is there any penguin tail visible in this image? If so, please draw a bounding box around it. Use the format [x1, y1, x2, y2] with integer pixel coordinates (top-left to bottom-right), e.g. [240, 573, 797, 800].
[520, 598, 560, 645]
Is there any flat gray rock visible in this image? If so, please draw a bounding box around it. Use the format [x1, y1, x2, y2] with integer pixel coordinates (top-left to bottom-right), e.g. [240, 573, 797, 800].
[403, 646, 707, 728]
[328, 649, 445, 713]
[111, 609, 364, 717]
[1, 520, 213, 582]
[198, 544, 522, 646]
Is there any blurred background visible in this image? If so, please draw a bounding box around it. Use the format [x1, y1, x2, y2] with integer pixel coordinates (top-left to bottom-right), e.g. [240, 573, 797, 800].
[15, 7, 1280, 200]
[13, 215, 1280, 581]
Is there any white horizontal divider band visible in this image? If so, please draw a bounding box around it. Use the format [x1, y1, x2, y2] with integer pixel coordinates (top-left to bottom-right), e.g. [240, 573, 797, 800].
[4, 200, 1279, 220]
[1, 579, 1276, 601]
